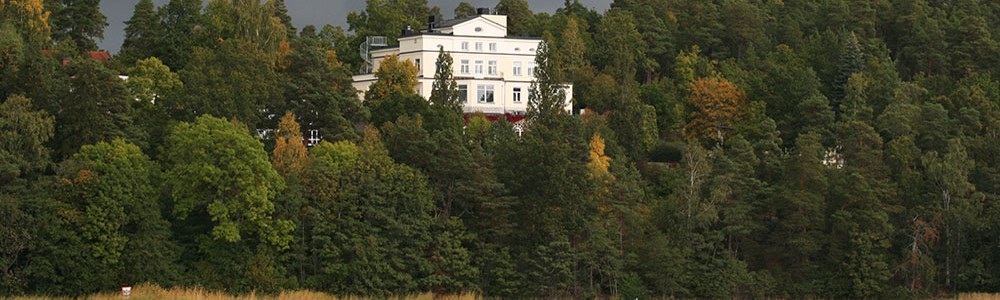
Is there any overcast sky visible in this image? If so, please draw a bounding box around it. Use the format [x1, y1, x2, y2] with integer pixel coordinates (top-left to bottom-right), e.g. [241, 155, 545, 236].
[97, 0, 613, 53]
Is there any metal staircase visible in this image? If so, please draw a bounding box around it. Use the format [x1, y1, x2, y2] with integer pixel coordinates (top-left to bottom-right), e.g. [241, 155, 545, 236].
[359, 36, 388, 74]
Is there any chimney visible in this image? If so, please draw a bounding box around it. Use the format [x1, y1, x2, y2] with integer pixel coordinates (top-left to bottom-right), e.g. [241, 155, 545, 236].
[427, 15, 436, 31]
[476, 7, 491, 15]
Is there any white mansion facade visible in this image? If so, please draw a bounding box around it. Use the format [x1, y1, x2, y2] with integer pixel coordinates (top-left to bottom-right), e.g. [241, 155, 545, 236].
[351, 11, 573, 115]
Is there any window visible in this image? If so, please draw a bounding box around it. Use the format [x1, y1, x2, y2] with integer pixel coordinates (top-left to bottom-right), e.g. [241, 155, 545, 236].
[458, 85, 468, 103]
[307, 130, 321, 146]
[461, 42, 469, 50]
[460, 60, 470, 74]
[475, 60, 483, 75]
[415, 58, 421, 74]
[513, 87, 522, 103]
[475, 42, 483, 51]
[488, 60, 498, 76]
[513, 62, 522, 76]
[528, 62, 537, 76]
[489, 43, 497, 52]
[477, 85, 494, 103]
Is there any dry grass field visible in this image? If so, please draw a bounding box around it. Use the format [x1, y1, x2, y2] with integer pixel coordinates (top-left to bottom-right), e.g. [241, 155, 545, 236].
[959, 293, 1000, 300]
[8, 283, 481, 300]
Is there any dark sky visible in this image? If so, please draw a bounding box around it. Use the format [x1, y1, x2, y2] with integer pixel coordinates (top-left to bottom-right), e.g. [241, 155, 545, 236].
[98, 0, 613, 54]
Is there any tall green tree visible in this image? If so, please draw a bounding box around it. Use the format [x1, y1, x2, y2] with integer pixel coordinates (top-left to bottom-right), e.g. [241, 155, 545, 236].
[46, 0, 106, 51]
[428, 48, 460, 113]
[56, 59, 131, 159]
[454, 1, 476, 18]
[57, 138, 179, 289]
[118, 0, 161, 65]
[178, 39, 282, 130]
[157, 0, 204, 69]
[303, 129, 435, 296]
[281, 35, 366, 142]
[165, 115, 290, 246]
[495, 0, 534, 36]
[164, 115, 292, 292]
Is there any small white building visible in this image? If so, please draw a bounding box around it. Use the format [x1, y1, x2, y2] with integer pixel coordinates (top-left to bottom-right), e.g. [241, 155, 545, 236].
[351, 10, 573, 115]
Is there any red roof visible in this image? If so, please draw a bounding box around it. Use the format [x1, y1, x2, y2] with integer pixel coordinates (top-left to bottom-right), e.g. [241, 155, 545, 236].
[86, 51, 111, 61]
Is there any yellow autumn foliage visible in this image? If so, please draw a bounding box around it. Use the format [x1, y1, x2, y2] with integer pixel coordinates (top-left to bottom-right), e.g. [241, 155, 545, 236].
[683, 77, 747, 144]
[272, 112, 309, 177]
[1, 0, 51, 43]
[366, 54, 419, 101]
[587, 132, 611, 176]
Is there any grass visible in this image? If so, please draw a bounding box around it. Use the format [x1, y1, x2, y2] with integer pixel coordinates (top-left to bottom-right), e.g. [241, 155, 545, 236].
[8, 283, 482, 300]
[959, 293, 1000, 300]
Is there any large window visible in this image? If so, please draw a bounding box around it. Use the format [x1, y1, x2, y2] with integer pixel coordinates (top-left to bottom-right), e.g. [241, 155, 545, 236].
[513, 62, 522, 76]
[475, 42, 483, 51]
[528, 62, 537, 77]
[513, 87, 522, 103]
[488, 60, 498, 76]
[460, 60, 470, 74]
[477, 85, 494, 103]
[475, 60, 484, 75]
[458, 85, 468, 103]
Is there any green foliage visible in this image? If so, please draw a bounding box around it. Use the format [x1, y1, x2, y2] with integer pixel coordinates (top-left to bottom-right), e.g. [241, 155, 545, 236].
[178, 39, 283, 130]
[4, 0, 1000, 297]
[0, 95, 54, 180]
[118, 0, 161, 65]
[164, 115, 290, 246]
[58, 138, 179, 287]
[301, 131, 436, 296]
[281, 36, 367, 142]
[56, 59, 131, 159]
[494, 0, 534, 36]
[46, 0, 106, 51]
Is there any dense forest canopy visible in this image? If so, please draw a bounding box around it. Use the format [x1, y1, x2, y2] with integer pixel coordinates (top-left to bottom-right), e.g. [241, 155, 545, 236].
[1, 0, 1000, 298]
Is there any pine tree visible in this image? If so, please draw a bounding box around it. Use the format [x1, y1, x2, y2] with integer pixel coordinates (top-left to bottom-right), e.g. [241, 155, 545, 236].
[428, 48, 461, 113]
[119, 0, 161, 65]
[269, 0, 295, 37]
[56, 59, 131, 159]
[526, 38, 567, 124]
[46, 0, 106, 51]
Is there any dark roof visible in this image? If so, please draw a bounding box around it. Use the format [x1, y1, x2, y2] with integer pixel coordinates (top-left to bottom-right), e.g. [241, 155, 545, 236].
[437, 16, 478, 28]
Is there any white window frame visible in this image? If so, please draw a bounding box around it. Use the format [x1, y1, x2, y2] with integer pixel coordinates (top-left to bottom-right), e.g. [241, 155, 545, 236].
[487, 60, 498, 76]
[489, 43, 497, 52]
[477, 84, 494, 103]
[458, 84, 468, 103]
[475, 60, 484, 75]
[513, 62, 522, 76]
[461, 41, 469, 50]
[475, 42, 483, 51]
[528, 62, 537, 77]
[460, 60, 470, 74]
[513, 87, 522, 103]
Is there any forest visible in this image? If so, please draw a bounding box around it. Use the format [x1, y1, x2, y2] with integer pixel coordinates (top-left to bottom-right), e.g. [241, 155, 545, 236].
[1, 0, 999, 298]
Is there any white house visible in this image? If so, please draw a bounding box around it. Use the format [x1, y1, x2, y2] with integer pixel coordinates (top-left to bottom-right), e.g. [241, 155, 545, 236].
[351, 10, 573, 116]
